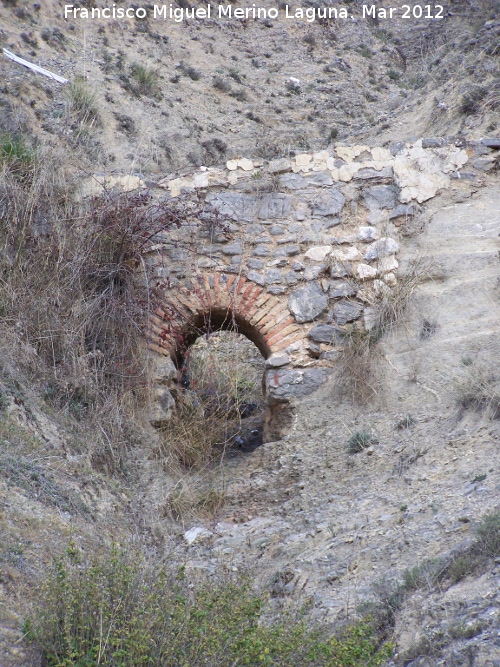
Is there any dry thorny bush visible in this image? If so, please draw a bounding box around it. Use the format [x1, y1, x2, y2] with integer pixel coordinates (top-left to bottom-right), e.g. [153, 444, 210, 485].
[0, 136, 201, 474]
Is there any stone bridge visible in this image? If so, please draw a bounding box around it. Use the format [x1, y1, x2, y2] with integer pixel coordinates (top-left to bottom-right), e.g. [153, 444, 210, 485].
[117, 137, 497, 435]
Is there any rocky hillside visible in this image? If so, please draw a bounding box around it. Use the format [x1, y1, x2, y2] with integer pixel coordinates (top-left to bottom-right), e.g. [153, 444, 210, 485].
[0, 0, 499, 666]
[0, 0, 498, 175]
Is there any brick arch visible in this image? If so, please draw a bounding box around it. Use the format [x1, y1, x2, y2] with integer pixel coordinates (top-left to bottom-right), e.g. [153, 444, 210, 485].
[146, 272, 306, 362]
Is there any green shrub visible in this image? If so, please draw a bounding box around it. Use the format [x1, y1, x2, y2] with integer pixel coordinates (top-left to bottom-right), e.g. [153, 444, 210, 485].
[402, 558, 443, 591]
[25, 545, 393, 667]
[387, 69, 400, 80]
[347, 430, 378, 453]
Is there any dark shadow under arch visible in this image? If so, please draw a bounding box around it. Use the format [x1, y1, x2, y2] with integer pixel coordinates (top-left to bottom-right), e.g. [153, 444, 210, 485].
[173, 308, 271, 368]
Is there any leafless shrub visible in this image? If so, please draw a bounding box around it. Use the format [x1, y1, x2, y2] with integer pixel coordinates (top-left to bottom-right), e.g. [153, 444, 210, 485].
[163, 478, 225, 522]
[336, 326, 382, 403]
[370, 255, 433, 335]
[0, 143, 190, 473]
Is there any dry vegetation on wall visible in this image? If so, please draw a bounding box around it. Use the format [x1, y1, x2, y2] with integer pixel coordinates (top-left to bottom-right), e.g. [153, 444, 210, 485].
[0, 129, 191, 473]
[0, 126, 266, 482]
[336, 255, 433, 403]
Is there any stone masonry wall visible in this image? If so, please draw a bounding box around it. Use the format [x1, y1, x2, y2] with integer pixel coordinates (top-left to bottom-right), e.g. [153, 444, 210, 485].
[99, 137, 499, 425]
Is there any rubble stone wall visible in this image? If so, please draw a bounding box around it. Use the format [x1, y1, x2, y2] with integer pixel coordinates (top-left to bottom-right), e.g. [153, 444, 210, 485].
[132, 137, 499, 423]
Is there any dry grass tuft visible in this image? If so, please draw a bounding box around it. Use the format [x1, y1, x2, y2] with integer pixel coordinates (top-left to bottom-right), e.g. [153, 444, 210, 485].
[452, 361, 500, 420]
[336, 256, 432, 403]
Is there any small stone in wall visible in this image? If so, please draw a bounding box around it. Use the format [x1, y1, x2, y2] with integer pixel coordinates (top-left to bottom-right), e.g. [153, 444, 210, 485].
[222, 243, 243, 255]
[268, 158, 292, 173]
[357, 263, 378, 280]
[285, 271, 300, 285]
[354, 166, 394, 180]
[252, 246, 271, 257]
[312, 190, 345, 217]
[247, 270, 266, 286]
[330, 261, 351, 278]
[364, 184, 398, 210]
[332, 301, 363, 325]
[308, 324, 342, 344]
[295, 153, 312, 167]
[364, 237, 399, 261]
[277, 245, 301, 256]
[389, 203, 419, 220]
[288, 282, 328, 323]
[258, 194, 293, 220]
[209, 193, 258, 222]
[266, 269, 283, 284]
[421, 137, 447, 148]
[472, 157, 497, 171]
[266, 353, 290, 367]
[480, 137, 500, 148]
[266, 367, 331, 399]
[329, 280, 356, 298]
[304, 265, 325, 281]
[357, 226, 380, 242]
[280, 173, 308, 190]
[331, 246, 362, 262]
[237, 158, 254, 171]
[247, 258, 265, 270]
[307, 171, 334, 187]
[305, 245, 332, 262]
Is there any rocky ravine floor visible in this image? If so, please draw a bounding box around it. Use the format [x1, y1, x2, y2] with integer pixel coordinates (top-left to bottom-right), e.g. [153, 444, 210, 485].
[140, 181, 500, 665]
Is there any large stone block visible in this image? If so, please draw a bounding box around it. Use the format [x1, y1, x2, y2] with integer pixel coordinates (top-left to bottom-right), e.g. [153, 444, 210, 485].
[258, 194, 292, 220]
[279, 173, 308, 190]
[308, 324, 342, 343]
[311, 190, 345, 216]
[332, 301, 363, 325]
[364, 184, 398, 210]
[329, 280, 357, 298]
[208, 193, 259, 222]
[265, 367, 331, 400]
[288, 282, 328, 323]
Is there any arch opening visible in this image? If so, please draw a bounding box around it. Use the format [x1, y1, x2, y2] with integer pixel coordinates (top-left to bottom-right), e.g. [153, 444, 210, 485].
[174, 307, 271, 368]
[169, 328, 266, 466]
